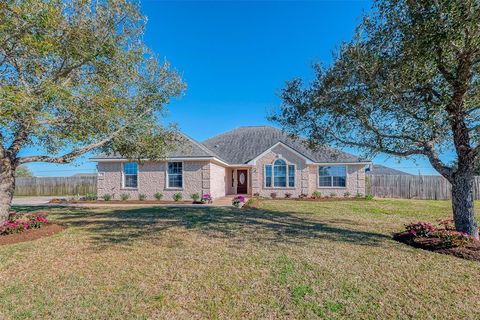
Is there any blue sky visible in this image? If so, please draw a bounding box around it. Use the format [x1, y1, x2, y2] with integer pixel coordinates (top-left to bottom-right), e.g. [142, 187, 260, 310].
[24, 0, 441, 176]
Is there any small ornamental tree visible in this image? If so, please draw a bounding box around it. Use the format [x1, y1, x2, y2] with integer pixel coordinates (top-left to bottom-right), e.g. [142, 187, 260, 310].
[15, 166, 33, 177]
[0, 0, 185, 221]
[272, 0, 480, 238]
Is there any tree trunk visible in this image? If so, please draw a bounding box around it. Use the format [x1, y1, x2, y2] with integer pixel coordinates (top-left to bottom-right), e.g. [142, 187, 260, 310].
[451, 173, 479, 239]
[0, 159, 15, 222]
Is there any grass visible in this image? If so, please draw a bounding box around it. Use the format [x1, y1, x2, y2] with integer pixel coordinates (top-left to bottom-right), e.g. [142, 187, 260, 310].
[0, 199, 479, 319]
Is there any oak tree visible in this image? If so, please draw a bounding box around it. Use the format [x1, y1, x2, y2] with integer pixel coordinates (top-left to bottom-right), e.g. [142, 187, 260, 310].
[0, 0, 185, 220]
[272, 0, 480, 238]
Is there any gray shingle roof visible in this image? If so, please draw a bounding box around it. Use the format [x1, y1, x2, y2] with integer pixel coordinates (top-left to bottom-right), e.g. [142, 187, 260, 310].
[366, 165, 412, 176]
[90, 132, 218, 160]
[202, 126, 366, 164]
[91, 126, 367, 164]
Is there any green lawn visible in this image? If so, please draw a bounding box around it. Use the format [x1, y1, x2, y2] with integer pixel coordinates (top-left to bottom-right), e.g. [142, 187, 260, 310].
[1, 199, 479, 319]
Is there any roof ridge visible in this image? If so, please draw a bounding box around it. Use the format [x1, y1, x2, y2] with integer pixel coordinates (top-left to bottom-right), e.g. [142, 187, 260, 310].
[202, 125, 280, 143]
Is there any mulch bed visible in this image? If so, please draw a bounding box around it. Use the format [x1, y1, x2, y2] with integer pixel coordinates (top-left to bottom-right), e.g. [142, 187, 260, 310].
[393, 232, 480, 262]
[0, 224, 65, 246]
[269, 197, 368, 202]
[49, 199, 196, 205]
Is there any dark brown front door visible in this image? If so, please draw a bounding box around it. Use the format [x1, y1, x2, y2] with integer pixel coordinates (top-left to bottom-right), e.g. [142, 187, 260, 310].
[237, 170, 248, 194]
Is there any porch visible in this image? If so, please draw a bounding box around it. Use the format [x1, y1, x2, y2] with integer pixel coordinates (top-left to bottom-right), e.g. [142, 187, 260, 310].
[226, 167, 252, 195]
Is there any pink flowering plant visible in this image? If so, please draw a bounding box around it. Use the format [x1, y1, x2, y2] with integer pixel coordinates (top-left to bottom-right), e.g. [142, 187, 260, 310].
[404, 222, 436, 237]
[232, 195, 246, 207]
[0, 212, 49, 235]
[403, 218, 476, 247]
[201, 194, 213, 204]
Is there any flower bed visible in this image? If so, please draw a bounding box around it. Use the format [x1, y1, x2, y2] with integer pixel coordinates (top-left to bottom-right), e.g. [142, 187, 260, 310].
[258, 192, 374, 201]
[1, 212, 50, 235]
[49, 199, 206, 205]
[394, 219, 480, 262]
[0, 224, 64, 246]
[0, 211, 64, 246]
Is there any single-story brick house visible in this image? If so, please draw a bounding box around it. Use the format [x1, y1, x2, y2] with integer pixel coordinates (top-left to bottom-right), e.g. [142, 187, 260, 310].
[91, 126, 371, 199]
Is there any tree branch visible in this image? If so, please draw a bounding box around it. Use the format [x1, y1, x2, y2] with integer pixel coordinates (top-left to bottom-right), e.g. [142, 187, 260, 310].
[6, 121, 31, 160]
[17, 128, 123, 165]
[17, 106, 155, 165]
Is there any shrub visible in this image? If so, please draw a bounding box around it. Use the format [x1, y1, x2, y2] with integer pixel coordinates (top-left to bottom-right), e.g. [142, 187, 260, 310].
[270, 192, 277, 199]
[355, 192, 364, 198]
[405, 222, 436, 237]
[243, 197, 255, 208]
[0, 212, 49, 235]
[120, 193, 130, 201]
[0, 220, 28, 235]
[26, 212, 49, 229]
[365, 194, 374, 200]
[434, 230, 474, 247]
[201, 194, 212, 204]
[343, 192, 351, 198]
[84, 193, 97, 201]
[102, 194, 113, 201]
[191, 193, 200, 202]
[138, 194, 147, 201]
[154, 192, 163, 201]
[232, 195, 246, 207]
[299, 193, 308, 199]
[173, 193, 183, 202]
[329, 192, 337, 198]
[438, 218, 455, 231]
[253, 193, 260, 197]
[285, 193, 292, 199]
[312, 191, 321, 199]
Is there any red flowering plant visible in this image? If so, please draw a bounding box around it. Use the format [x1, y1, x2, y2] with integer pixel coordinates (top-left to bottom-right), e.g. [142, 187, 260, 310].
[404, 222, 436, 237]
[0, 212, 49, 235]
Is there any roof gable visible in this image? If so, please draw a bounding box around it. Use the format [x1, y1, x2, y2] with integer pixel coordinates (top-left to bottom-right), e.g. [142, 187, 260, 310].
[247, 142, 315, 165]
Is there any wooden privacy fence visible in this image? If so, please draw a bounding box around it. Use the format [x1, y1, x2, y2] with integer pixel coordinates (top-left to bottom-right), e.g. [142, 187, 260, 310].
[15, 176, 97, 196]
[367, 175, 480, 200]
[13, 174, 480, 200]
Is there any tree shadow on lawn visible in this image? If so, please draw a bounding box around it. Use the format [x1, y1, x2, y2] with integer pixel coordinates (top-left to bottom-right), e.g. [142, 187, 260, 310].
[13, 205, 391, 248]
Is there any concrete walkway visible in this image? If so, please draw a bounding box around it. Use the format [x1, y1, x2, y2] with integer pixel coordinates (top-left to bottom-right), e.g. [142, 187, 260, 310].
[12, 195, 237, 208]
[12, 196, 55, 206]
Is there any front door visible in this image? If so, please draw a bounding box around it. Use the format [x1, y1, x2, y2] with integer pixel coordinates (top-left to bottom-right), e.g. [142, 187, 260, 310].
[237, 170, 248, 194]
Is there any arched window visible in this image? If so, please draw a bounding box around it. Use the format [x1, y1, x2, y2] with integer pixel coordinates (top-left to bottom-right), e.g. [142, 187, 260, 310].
[265, 159, 296, 188]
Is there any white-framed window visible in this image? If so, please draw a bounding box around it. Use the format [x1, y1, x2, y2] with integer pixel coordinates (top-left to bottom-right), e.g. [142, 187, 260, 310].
[318, 166, 347, 187]
[265, 159, 295, 188]
[123, 162, 138, 188]
[265, 165, 273, 187]
[288, 165, 295, 187]
[274, 159, 287, 187]
[167, 162, 183, 189]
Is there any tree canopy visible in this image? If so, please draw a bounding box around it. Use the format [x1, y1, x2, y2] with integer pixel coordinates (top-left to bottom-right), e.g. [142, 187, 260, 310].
[273, 0, 480, 178]
[272, 0, 480, 237]
[15, 165, 33, 177]
[0, 0, 185, 165]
